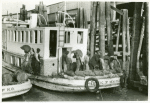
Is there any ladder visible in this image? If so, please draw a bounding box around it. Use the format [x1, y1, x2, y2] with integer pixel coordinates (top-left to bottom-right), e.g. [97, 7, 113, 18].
[57, 23, 65, 47]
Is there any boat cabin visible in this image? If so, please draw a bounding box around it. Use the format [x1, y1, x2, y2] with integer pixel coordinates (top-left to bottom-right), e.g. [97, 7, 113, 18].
[2, 26, 88, 76]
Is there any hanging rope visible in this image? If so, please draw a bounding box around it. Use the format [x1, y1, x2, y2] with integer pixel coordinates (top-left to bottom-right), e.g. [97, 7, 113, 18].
[37, 14, 48, 25]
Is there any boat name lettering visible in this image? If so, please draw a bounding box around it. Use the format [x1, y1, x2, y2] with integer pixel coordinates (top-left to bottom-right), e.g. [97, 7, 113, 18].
[7, 87, 14, 91]
[2, 87, 14, 92]
[100, 79, 119, 85]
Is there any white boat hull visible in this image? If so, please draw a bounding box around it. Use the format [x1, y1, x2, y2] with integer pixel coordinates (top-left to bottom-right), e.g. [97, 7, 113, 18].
[2, 61, 121, 92]
[29, 75, 120, 92]
[2, 79, 32, 99]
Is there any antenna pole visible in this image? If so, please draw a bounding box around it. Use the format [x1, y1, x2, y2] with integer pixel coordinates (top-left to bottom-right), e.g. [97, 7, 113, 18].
[64, 1, 66, 25]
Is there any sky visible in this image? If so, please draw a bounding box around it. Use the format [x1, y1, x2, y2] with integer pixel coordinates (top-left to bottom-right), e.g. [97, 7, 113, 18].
[1, 0, 94, 15]
[1, 0, 63, 15]
[1, 0, 149, 15]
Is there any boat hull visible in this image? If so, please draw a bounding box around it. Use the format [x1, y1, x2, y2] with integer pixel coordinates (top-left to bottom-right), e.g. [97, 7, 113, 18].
[29, 75, 120, 92]
[2, 61, 121, 92]
[2, 79, 32, 99]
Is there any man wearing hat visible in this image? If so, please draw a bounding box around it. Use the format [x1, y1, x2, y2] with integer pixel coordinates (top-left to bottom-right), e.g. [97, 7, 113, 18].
[62, 50, 72, 72]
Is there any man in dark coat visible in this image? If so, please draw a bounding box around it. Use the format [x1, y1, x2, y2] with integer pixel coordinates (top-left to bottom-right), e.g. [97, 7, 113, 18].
[89, 51, 103, 70]
[89, 50, 118, 71]
[62, 50, 72, 72]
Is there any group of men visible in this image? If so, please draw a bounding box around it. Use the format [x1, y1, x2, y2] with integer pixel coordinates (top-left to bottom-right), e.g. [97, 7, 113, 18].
[62, 50, 117, 72]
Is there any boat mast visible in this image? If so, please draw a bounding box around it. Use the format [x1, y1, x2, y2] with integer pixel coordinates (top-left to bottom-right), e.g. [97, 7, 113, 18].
[17, 2, 18, 28]
[64, 1, 66, 25]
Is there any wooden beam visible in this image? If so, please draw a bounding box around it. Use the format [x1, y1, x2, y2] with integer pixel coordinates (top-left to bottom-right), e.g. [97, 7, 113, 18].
[90, 2, 97, 58]
[77, 8, 80, 28]
[99, 2, 105, 57]
[80, 7, 84, 28]
[142, 2, 149, 77]
[83, 9, 88, 28]
[106, 2, 114, 56]
[115, 15, 121, 52]
[122, 9, 128, 71]
[127, 18, 130, 55]
[137, 17, 145, 73]
[129, 3, 142, 81]
[111, 2, 116, 21]
[126, 15, 130, 78]
[110, 5, 124, 15]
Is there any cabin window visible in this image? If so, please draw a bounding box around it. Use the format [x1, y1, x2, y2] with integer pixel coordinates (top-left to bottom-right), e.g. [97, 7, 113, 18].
[8, 31, 10, 41]
[19, 58, 21, 67]
[6, 30, 9, 41]
[18, 31, 20, 42]
[11, 31, 13, 41]
[64, 31, 70, 43]
[4, 30, 7, 40]
[9, 31, 11, 41]
[10, 56, 13, 64]
[77, 31, 83, 44]
[10, 31, 12, 41]
[2, 30, 5, 42]
[10, 56, 15, 65]
[26, 31, 28, 42]
[49, 30, 57, 57]
[40, 31, 43, 43]
[35, 30, 37, 43]
[2, 52, 4, 60]
[30, 31, 32, 43]
[12, 56, 15, 65]
[14, 31, 16, 42]
[22, 31, 24, 42]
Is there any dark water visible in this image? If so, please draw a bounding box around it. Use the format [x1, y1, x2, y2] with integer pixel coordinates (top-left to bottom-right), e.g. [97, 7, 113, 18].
[2, 68, 148, 101]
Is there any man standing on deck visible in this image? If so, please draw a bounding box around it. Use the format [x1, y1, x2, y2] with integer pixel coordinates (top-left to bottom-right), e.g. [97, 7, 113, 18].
[62, 50, 72, 72]
[89, 50, 117, 70]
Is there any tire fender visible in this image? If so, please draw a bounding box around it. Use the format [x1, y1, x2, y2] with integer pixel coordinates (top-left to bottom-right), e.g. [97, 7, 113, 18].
[85, 78, 99, 92]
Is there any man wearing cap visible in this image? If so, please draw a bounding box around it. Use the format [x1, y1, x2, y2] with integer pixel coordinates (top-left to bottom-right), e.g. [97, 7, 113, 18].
[62, 50, 72, 72]
[89, 51, 103, 71]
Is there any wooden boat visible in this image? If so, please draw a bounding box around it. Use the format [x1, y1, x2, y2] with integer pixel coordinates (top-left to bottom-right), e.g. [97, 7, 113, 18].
[2, 79, 32, 99]
[2, 24, 122, 92]
[28, 74, 120, 92]
[2, 9, 123, 92]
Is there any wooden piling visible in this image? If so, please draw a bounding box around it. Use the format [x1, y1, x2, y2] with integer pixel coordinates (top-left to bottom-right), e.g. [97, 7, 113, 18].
[137, 17, 145, 73]
[90, 2, 97, 58]
[99, 2, 105, 57]
[142, 2, 149, 77]
[77, 8, 80, 28]
[105, 2, 114, 56]
[122, 9, 128, 71]
[126, 14, 130, 77]
[115, 15, 121, 52]
[129, 3, 142, 81]
[111, 2, 116, 21]
[80, 7, 84, 28]
[83, 9, 88, 28]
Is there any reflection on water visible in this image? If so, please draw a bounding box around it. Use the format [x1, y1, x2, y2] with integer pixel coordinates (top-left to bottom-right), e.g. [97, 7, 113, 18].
[3, 85, 99, 101]
[2, 68, 148, 101]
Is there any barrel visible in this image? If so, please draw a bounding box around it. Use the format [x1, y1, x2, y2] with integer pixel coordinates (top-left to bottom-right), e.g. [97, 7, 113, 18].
[15, 70, 28, 82]
[2, 73, 14, 85]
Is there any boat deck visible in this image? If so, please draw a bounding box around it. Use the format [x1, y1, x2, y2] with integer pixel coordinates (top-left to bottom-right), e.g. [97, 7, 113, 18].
[2, 61, 19, 72]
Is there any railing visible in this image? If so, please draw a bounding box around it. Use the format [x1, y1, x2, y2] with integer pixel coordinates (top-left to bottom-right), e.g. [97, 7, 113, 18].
[2, 49, 43, 68]
[2, 28, 44, 44]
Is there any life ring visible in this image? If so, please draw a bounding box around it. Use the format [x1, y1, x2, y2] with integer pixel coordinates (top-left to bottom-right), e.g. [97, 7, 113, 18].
[85, 78, 99, 92]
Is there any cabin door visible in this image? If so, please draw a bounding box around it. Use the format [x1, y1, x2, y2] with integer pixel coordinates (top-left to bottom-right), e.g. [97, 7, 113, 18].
[49, 30, 57, 57]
